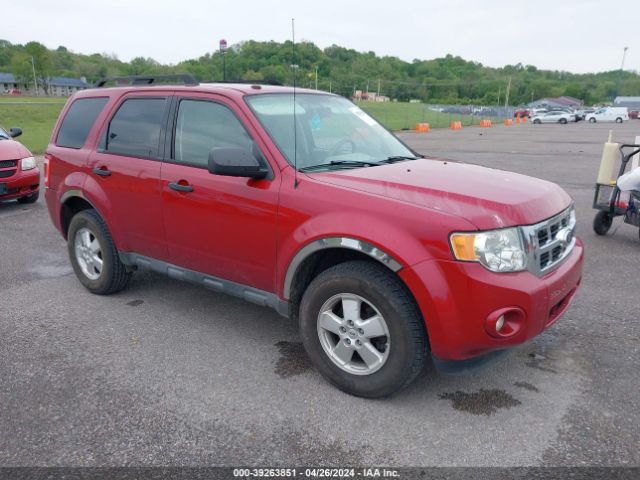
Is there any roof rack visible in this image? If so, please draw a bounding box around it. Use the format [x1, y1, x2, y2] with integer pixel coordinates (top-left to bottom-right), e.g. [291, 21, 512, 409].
[93, 74, 199, 88]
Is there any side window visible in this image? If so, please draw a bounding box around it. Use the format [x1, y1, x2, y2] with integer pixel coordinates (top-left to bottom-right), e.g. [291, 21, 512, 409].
[56, 97, 108, 148]
[174, 99, 255, 168]
[104, 98, 167, 159]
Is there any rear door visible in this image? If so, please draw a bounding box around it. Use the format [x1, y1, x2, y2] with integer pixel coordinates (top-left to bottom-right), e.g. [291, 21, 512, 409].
[88, 92, 171, 259]
[160, 94, 279, 292]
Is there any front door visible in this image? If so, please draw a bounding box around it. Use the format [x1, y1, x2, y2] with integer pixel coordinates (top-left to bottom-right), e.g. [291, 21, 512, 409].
[161, 95, 279, 293]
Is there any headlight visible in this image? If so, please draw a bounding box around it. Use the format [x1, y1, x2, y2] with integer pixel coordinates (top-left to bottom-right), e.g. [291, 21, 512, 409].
[450, 227, 527, 272]
[21, 156, 36, 171]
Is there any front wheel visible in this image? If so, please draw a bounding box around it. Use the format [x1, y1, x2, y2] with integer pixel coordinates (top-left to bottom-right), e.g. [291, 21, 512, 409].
[589, 117, 596, 123]
[533, 119, 541, 124]
[299, 260, 428, 398]
[593, 210, 613, 235]
[616, 117, 623, 123]
[17, 190, 39, 204]
[67, 209, 132, 294]
[560, 118, 568, 124]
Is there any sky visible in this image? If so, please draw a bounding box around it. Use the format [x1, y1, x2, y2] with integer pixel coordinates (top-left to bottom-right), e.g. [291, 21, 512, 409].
[4, 0, 640, 74]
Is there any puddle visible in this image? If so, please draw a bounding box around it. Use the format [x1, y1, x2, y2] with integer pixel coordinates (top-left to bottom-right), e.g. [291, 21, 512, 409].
[126, 299, 144, 307]
[274, 341, 313, 378]
[439, 389, 521, 416]
[514, 381, 539, 392]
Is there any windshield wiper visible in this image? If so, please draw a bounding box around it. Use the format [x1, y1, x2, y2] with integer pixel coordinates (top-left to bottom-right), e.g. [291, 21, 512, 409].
[378, 155, 422, 164]
[299, 160, 381, 172]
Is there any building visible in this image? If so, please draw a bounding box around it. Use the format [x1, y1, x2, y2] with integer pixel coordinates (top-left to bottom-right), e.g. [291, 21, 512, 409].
[528, 96, 583, 109]
[614, 96, 640, 110]
[1, 72, 88, 96]
[352, 90, 390, 102]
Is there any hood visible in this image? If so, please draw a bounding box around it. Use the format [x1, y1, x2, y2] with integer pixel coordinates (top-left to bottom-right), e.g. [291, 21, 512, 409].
[308, 158, 572, 230]
[0, 138, 31, 160]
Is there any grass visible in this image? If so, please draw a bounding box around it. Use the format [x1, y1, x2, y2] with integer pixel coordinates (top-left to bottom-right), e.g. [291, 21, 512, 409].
[0, 96, 66, 154]
[0, 96, 505, 155]
[357, 101, 492, 130]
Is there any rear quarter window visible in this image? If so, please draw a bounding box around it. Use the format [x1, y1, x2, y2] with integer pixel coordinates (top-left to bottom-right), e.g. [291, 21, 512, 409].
[56, 97, 109, 149]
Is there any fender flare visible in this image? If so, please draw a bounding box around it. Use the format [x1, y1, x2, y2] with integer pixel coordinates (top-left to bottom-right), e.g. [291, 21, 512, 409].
[282, 236, 403, 300]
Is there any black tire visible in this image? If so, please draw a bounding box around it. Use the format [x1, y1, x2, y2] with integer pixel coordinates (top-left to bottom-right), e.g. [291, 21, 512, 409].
[17, 190, 39, 204]
[559, 118, 568, 124]
[593, 211, 613, 235]
[533, 119, 541, 124]
[67, 209, 131, 294]
[299, 260, 428, 398]
[616, 117, 623, 123]
[589, 117, 596, 123]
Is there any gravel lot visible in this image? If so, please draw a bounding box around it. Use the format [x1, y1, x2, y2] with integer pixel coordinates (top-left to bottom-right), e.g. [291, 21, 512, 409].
[1, 121, 638, 467]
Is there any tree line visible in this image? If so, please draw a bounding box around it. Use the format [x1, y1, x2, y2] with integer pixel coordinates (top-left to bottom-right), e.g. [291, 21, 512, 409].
[1, 39, 638, 105]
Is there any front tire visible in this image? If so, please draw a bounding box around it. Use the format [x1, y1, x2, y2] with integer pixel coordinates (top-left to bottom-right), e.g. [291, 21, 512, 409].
[17, 190, 39, 204]
[616, 117, 623, 123]
[299, 260, 428, 398]
[67, 209, 131, 294]
[560, 118, 568, 124]
[589, 117, 596, 123]
[593, 211, 613, 235]
[533, 119, 541, 124]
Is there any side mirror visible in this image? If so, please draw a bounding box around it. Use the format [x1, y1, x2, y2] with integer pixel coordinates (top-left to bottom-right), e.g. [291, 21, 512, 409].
[9, 127, 22, 138]
[208, 147, 268, 180]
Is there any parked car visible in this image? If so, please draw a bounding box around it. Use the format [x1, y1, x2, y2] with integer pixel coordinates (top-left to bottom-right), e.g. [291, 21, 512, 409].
[0, 125, 40, 204]
[44, 76, 584, 398]
[513, 108, 530, 118]
[586, 107, 629, 123]
[629, 110, 638, 119]
[531, 111, 573, 124]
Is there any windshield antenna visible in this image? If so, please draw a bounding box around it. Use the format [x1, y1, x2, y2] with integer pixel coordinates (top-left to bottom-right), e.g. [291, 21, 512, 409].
[292, 18, 299, 188]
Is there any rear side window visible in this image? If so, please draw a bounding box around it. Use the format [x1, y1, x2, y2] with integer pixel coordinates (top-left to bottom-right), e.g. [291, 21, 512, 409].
[56, 97, 108, 148]
[104, 98, 167, 159]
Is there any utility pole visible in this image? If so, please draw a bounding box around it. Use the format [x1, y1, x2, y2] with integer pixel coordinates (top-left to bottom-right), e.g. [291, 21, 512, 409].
[377, 78, 381, 97]
[329, 81, 332, 93]
[315, 67, 318, 90]
[31, 56, 38, 97]
[621, 46, 629, 71]
[219, 39, 228, 81]
[497, 86, 501, 107]
[504, 76, 512, 107]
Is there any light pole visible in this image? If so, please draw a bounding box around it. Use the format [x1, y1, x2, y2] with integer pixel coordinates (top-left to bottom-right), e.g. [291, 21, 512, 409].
[219, 39, 228, 81]
[621, 46, 629, 71]
[31, 56, 38, 96]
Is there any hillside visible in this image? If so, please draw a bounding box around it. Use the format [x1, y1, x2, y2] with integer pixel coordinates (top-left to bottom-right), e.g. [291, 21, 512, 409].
[1, 39, 639, 105]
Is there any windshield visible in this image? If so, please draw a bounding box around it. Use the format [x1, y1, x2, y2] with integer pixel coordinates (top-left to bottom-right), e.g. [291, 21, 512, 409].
[245, 93, 416, 171]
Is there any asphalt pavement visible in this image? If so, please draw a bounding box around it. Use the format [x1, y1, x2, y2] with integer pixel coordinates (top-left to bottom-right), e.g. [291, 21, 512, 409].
[1, 121, 638, 467]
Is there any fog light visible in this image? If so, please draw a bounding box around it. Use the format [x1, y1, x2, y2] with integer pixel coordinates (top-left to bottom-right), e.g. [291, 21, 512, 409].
[495, 315, 505, 332]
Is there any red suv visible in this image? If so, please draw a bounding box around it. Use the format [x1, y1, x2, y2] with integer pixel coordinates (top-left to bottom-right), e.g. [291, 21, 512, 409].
[44, 75, 583, 397]
[0, 126, 40, 204]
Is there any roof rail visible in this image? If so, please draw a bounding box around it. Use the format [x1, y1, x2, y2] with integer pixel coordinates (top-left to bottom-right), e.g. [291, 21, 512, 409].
[211, 79, 283, 86]
[93, 74, 199, 88]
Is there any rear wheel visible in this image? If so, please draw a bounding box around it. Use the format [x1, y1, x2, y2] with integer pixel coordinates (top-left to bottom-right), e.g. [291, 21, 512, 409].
[533, 119, 541, 124]
[67, 209, 131, 294]
[616, 117, 623, 123]
[593, 211, 613, 235]
[560, 118, 568, 124]
[299, 260, 428, 398]
[589, 117, 596, 123]
[17, 190, 39, 204]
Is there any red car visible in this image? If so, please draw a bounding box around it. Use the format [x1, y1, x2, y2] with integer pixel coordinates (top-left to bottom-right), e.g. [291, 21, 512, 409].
[44, 76, 583, 397]
[0, 126, 40, 204]
[629, 110, 638, 119]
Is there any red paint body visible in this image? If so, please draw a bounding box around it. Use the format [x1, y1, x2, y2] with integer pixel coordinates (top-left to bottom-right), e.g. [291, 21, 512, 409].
[45, 84, 583, 361]
[0, 135, 40, 202]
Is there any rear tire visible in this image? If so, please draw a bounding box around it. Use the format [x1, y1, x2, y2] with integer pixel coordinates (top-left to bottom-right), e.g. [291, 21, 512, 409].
[299, 260, 428, 398]
[560, 118, 568, 124]
[616, 117, 623, 123]
[589, 117, 596, 123]
[593, 211, 613, 235]
[533, 119, 541, 124]
[17, 190, 39, 204]
[67, 209, 131, 294]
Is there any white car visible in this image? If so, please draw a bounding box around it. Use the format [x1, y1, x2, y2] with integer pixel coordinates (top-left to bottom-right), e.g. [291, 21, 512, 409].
[586, 107, 629, 123]
[531, 111, 573, 124]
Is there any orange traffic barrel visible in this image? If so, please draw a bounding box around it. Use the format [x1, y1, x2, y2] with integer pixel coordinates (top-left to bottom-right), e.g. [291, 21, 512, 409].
[415, 123, 430, 133]
[450, 121, 462, 130]
[504, 119, 513, 126]
[480, 119, 492, 128]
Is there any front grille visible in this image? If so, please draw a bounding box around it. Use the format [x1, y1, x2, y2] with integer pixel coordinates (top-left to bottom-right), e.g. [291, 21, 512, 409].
[523, 206, 576, 276]
[0, 169, 16, 178]
[0, 160, 17, 168]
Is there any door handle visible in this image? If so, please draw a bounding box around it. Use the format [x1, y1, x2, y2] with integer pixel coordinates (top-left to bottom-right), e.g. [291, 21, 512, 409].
[93, 167, 112, 177]
[169, 181, 194, 193]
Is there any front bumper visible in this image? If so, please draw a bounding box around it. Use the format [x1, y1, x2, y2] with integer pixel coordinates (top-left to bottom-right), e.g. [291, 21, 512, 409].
[0, 167, 40, 201]
[400, 238, 584, 361]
